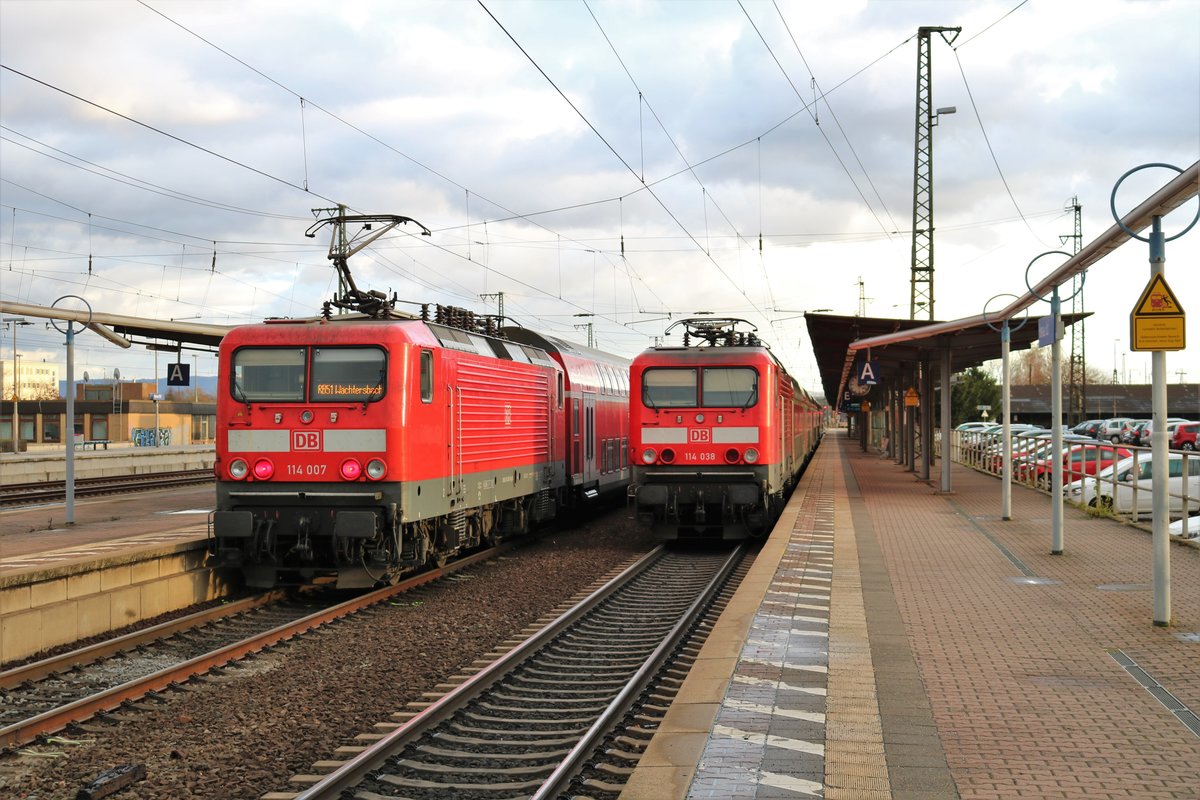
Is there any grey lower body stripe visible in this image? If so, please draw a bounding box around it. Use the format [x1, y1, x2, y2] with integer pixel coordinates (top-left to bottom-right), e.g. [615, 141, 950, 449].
[1108, 648, 1200, 738]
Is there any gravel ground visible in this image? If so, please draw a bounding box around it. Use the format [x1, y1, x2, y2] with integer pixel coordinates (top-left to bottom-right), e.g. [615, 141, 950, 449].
[0, 508, 658, 800]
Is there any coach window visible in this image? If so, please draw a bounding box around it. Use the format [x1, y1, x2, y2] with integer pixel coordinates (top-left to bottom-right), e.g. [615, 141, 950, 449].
[642, 368, 697, 408]
[702, 367, 757, 408]
[232, 347, 306, 402]
[310, 347, 387, 403]
[557, 373, 564, 408]
[420, 350, 434, 403]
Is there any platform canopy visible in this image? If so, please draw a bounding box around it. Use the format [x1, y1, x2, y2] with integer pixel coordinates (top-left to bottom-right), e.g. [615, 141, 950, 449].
[804, 311, 1088, 408]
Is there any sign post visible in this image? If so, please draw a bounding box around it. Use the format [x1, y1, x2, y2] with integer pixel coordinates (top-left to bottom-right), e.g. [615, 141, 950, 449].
[1112, 161, 1198, 626]
[1025, 252, 1077, 555]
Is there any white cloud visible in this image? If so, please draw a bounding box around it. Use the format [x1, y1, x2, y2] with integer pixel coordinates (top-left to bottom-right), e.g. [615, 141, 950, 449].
[0, 0, 1197, 391]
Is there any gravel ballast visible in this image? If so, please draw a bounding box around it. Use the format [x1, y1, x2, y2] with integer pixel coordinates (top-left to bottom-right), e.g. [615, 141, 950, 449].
[1, 511, 657, 800]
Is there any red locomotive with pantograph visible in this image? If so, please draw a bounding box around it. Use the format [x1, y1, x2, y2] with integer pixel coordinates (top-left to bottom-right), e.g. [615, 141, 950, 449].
[210, 213, 630, 587]
[628, 318, 822, 541]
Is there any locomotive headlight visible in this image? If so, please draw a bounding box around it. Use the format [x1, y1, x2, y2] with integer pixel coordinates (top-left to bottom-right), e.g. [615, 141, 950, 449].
[229, 459, 249, 480]
[744, 447, 760, 464]
[695, 413, 705, 423]
[366, 459, 387, 480]
[252, 458, 275, 480]
[641, 448, 657, 464]
[300, 410, 314, 424]
[340, 458, 363, 480]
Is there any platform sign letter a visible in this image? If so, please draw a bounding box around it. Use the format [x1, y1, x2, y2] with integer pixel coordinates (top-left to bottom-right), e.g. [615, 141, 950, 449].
[858, 360, 880, 385]
[167, 362, 190, 387]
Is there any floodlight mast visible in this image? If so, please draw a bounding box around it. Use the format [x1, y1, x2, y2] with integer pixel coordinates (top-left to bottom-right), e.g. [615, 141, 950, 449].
[305, 210, 432, 318]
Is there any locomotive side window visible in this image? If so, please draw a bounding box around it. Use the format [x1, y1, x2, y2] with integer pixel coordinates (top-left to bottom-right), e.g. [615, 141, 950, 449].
[232, 347, 306, 402]
[642, 368, 697, 408]
[310, 347, 387, 403]
[702, 367, 757, 408]
[420, 349, 434, 403]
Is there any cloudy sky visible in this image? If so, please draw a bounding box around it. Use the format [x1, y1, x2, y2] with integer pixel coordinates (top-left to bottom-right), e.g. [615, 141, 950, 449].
[1, 0, 1197, 397]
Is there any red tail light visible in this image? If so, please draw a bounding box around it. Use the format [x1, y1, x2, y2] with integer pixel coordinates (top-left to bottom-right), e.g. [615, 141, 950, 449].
[252, 459, 274, 480]
[340, 458, 363, 480]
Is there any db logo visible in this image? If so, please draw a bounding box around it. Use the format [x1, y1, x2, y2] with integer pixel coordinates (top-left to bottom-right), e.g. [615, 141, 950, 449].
[689, 429, 711, 443]
[292, 431, 321, 451]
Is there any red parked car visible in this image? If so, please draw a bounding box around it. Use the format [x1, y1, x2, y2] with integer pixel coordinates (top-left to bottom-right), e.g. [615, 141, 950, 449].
[1027, 443, 1132, 487]
[1171, 422, 1199, 451]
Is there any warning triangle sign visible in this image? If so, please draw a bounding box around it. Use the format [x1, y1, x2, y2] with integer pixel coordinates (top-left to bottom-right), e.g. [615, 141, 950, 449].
[1133, 273, 1184, 316]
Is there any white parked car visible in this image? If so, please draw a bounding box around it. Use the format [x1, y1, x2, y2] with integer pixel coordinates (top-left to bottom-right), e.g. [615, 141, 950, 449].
[1169, 515, 1200, 539]
[1073, 452, 1200, 516]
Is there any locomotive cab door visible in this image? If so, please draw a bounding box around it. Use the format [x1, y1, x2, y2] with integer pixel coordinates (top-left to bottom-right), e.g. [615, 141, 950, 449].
[444, 359, 463, 504]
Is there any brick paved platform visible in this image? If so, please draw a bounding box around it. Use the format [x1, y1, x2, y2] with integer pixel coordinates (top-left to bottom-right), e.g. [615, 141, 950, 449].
[623, 429, 1200, 799]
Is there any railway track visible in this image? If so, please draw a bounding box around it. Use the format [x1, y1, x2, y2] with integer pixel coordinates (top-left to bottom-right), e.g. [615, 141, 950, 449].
[280, 543, 748, 800]
[0, 470, 215, 506]
[0, 548, 503, 750]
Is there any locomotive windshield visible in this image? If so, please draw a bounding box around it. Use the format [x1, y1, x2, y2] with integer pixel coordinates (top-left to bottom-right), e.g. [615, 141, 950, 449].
[311, 347, 386, 402]
[702, 367, 757, 408]
[230, 346, 386, 403]
[232, 347, 306, 402]
[642, 368, 697, 408]
[642, 366, 758, 408]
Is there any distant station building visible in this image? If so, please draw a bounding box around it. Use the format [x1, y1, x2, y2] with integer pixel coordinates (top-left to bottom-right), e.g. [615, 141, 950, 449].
[0, 358, 62, 401]
[1008, 383, 1199, 428]
[1, 379, 215, 451]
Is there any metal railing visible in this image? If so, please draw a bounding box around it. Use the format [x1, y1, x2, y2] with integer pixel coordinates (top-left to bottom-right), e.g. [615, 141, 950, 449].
[950, 429, 1197, 537]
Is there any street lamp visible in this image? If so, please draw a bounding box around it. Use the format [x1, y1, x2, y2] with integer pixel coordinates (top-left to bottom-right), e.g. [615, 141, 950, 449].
[3, 317, 34, 452]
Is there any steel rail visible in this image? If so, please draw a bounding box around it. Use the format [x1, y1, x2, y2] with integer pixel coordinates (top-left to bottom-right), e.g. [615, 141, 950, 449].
[0, 546, 505, 749]
[289, 544, 668, 800]
[531, 543, 745, 800]
[0, 470, 214, 505]
[0, 591, 285, 688]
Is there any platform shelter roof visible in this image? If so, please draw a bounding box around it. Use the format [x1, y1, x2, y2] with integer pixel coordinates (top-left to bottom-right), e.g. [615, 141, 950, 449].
[804, 311, 1088, 407]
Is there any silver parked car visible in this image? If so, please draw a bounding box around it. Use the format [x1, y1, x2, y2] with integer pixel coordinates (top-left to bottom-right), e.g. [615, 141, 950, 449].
[1096, 418, 1132, 444]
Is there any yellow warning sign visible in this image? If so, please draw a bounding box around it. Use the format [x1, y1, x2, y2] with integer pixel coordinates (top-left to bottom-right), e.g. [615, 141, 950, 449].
[1133, 273, 1183, 315]
[904, 387, 920, 407]
[1130, 273, 1185, 351]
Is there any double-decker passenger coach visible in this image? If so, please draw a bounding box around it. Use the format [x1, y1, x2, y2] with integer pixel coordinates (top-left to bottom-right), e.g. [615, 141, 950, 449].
[629, 318, 822, 541]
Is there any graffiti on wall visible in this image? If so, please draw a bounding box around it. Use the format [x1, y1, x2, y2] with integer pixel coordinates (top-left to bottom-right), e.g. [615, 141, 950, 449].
[131, 427, 171, 447]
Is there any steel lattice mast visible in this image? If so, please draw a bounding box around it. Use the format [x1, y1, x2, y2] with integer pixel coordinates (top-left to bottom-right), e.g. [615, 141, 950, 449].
[910, 26, 960, 320]
[1063, 197, 1086, 423]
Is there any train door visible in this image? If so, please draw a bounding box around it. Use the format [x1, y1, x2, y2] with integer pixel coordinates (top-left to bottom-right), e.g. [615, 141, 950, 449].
[582, 392, 596, 485]
[778, 395, 787, 472]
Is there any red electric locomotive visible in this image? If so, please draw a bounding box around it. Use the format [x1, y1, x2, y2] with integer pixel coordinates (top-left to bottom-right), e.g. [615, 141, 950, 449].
[210, 213, 632, 587]
[211, 306, 630, 587]
[628, 318, 822, 541]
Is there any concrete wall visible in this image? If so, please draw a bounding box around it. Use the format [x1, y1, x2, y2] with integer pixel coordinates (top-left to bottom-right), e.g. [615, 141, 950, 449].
[0, 445, 215, 485]
[0, 541, 236, 665]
